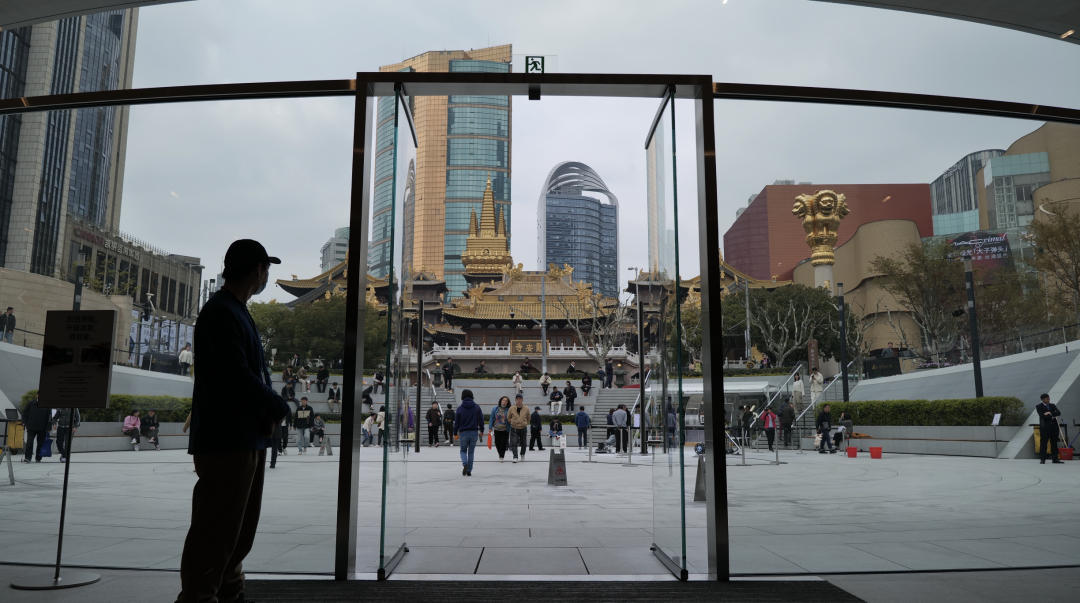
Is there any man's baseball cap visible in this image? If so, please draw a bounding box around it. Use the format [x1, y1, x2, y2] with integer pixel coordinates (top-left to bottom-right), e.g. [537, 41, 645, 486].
[223, 239, 280, 279]
[515, 393, 524, 400]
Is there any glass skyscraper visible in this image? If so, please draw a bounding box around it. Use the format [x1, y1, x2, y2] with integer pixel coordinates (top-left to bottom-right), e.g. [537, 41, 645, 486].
[371, 46, 512, 297]
[982, 152, 1051, 230]
[537, 162, 619, 298]
[0, 10, 138, 276]
[930, 149, 1003, 235]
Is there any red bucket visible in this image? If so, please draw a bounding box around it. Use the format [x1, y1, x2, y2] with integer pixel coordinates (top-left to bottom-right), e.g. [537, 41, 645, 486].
[846, 447, 857, 458]
[1060, 448, 1074, 461]
[869, 447, 883, 459]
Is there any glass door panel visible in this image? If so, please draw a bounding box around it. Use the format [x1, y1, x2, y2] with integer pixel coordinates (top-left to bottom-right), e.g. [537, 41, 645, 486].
[647, 87, 687, 580]
[376, 88, 416, 579]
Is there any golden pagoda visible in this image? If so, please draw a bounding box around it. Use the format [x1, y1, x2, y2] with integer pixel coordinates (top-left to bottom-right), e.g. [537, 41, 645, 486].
[461, 174, 513, 285]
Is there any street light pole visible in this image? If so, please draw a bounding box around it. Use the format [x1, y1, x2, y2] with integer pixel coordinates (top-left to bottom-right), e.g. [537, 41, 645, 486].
[629, 267, 647, 455]
[963, 255, 984, 398]
[743, 276, 752, 363]
[541, 271, 547, 374]
[414, 299, 424, 453]
[837, 282, 849, 402]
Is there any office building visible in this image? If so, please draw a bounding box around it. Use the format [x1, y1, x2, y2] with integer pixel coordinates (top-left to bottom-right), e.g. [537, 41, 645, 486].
[320, 227, 349, 273]
[536, 161, 619, 297]
[724, 182, 933, 281]
[370, 45, 512, 297]
[930, 150, 1003, 235]
[0, 10, 138, 276]
[976, 122, 1080, 230]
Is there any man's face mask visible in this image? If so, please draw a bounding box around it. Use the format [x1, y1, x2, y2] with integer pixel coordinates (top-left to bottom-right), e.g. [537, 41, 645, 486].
[255, 264, 269, 295]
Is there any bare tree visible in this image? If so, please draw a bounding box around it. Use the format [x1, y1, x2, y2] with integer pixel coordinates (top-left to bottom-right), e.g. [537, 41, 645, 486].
[870, 241, 964, 363]
[743, 285, 834, 368]
[558, 293, 630, 367]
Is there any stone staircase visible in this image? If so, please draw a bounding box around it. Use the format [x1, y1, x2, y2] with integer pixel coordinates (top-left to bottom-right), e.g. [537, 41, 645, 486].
[588, 387, 642, 446]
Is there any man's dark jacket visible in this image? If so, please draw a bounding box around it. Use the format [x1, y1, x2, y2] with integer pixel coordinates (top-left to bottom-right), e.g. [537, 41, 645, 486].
[188, 289, 289, 454]
[0, 312, 14, 333]
[816, 410, 832, 432]
[780, 404, 796, 426]
[530, 410, 542, 431]
[22, 399, 50, 432]
[294, 404, 315, 429]
[1036, 402, 1061, 428]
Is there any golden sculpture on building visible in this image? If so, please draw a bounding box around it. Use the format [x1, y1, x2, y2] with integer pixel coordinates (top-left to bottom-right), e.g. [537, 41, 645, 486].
[461, 174, 513, 277]
[792, 190, 850, 266]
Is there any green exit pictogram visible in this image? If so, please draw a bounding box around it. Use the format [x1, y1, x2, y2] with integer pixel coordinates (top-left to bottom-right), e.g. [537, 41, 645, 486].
[526, 56, 544, 74]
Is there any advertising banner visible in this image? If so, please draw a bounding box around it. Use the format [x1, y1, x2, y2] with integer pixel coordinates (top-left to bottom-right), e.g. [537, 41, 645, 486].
[946, 231, 1015, 272]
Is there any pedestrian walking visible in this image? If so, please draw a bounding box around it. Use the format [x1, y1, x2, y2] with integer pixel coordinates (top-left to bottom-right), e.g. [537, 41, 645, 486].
[606, 408, 615, 441]
[581, 373, 592, 397]
[575, 406, 591, 449]
[604, 359, 614, 388]
[780, 400, 796, 447]
[271, 409, 290, 467]
[0, 307, 15, 344]
[178, 343, 194, 376]
[809, 367, 824, 403]
[539, 372, 552, 395]
[816, 403, 837, 454]
[513, 371, 523, 396]
[442, 359, 455, 393]
[612, 404, 629, 453]
[426, 401, 442, 448]
[529, 406, 545, 451]
[53, 407, 80, 463]
[1036, 393, 1064, 464]
[443, 403, 455, 444]
[454, 389, 485, 476]
[508, 394, 530, 462]
[123, 409, 143, 451]
[760, 407, 777, 451]
[490, 396, 511, 461]
[792, 374, 804, 413]
[741, 406, 753, 446]
[174, 239, 290, 603]
[20, 397, 50, 463]
[294, 398, 314, 454]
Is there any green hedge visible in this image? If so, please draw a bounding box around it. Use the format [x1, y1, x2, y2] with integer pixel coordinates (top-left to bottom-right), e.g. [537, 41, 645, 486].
[21, 390, 192, 423]
[826, 397, 1026, 427]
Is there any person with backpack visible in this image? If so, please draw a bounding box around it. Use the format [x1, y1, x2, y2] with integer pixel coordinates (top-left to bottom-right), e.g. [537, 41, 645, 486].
[454, 389, 485, 476]
[574, 406, 591, 449]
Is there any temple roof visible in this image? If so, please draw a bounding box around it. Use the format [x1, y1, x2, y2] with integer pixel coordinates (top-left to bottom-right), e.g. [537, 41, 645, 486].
[443, 264, 617, 323]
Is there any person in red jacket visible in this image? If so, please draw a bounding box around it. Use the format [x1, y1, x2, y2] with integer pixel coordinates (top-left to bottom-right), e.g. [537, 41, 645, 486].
[761, 407, 778, 452]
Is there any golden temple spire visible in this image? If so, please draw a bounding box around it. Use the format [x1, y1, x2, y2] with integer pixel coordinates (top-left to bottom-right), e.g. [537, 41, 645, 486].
[469, 207, 478, 236]
[497, 206, 506, 237]
[479, 172, 497, 236]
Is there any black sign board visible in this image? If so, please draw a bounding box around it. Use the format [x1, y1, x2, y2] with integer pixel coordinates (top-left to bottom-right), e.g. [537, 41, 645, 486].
[865, 357, 901, 379]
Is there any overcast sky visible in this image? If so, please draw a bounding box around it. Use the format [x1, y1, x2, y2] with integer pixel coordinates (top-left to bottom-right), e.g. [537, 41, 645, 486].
[119, 0, 1080, 303]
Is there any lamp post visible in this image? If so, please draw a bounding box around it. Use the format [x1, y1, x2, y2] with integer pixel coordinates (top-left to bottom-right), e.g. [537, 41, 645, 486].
[963, 255, 984, 398]
[837, 282, 849, 403]
[743, 276, 752, 363]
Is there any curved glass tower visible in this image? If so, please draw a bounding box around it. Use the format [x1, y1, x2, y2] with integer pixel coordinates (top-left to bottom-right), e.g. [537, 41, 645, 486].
[536, 161, 619, 297]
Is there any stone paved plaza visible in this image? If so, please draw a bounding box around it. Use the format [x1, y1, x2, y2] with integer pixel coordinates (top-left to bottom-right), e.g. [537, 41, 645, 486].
[2, 444, 1079, 581]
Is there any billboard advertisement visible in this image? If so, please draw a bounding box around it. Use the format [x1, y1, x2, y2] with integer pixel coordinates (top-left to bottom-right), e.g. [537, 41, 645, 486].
[946, 231, 1015, 273]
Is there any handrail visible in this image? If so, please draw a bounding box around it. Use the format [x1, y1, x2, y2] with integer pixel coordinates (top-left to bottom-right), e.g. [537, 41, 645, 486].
[748, 363, 803, 430]
[793, 361, 856, 426]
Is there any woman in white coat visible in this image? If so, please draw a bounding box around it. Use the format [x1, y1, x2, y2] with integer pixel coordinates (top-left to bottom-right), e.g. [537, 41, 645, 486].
[791, 373, 805, 413]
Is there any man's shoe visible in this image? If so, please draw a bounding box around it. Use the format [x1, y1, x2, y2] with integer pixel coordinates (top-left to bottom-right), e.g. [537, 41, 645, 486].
[466, 472, 471, 476]
[1041, 460, 1046, 464]
[829, 449, 837, 454]
[463, 466, 468, 476]
[513, 458, 518, 463]
[1053, 460, 1065, 464]
[131, 438, 137, 444]
[156, 446, 161, 451]
[20, 459, 29, 463]
[819, 450, 827, 454]
[134, 444, 140, 451]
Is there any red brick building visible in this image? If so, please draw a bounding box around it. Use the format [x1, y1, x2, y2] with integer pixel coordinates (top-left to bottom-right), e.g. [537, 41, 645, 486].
[723, 183, 933, 281]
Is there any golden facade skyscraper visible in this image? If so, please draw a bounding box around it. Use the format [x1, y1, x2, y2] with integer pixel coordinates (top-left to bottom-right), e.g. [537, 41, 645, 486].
[372, 45, 512, 298]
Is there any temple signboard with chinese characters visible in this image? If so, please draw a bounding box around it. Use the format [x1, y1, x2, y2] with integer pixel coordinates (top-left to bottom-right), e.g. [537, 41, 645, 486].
[510, 340, 548, 356]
